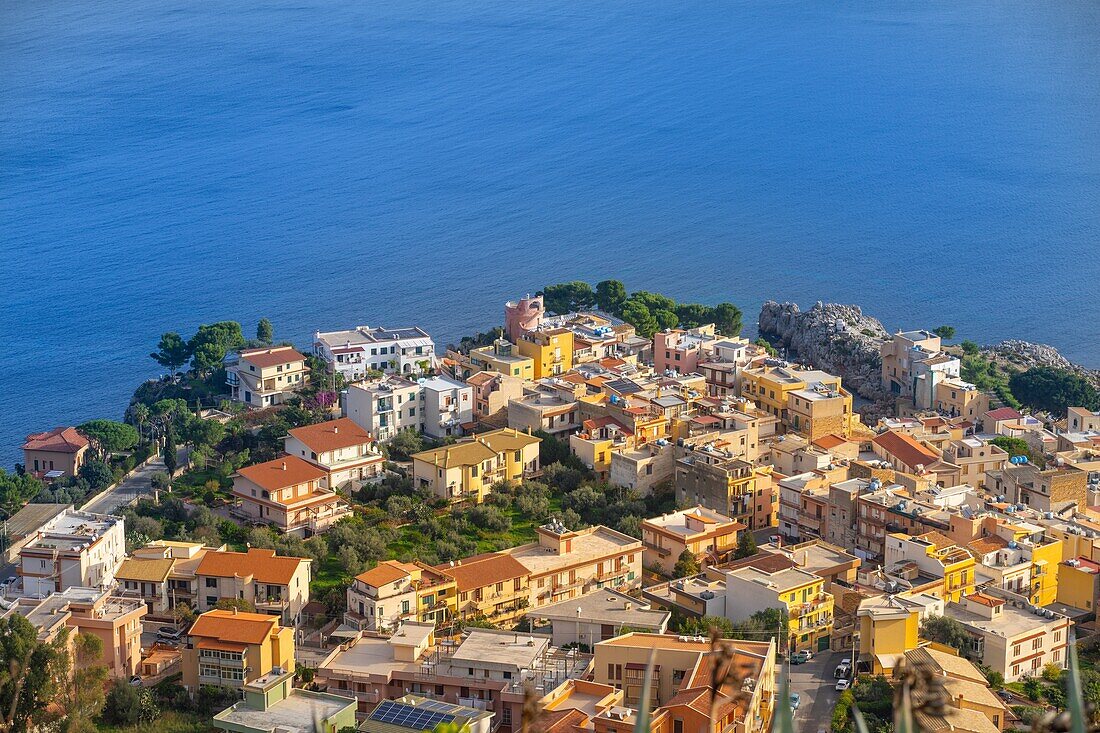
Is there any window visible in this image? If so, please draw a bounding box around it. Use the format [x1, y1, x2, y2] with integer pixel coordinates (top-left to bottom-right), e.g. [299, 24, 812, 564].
[206, 578, 218, 588]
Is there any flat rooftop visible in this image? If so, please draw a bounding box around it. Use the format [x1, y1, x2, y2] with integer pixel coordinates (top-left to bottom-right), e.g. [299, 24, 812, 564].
[947, 601, 1066, 639]
[214, 689, 354, 733]
[448, 629, 549, 670]
[643, 506, 739, 538]
[507, 527, 638, 576]
[532, 589, 669, 629]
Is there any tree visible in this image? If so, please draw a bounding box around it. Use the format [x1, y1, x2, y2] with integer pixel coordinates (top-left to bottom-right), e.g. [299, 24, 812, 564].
[58, 631, 109, 732]
[162, 430, 178, 475]
[189, 321, 245, 373]
[76, 420, 138, 458]
[150, 471, 171, 492]
[540, 281, 596, 314]
[1022, 676, 1042, 701]
[673, 549, 700, 578]
[654, 309, 679, 330]
[256, 317, 274, 343]
[1009, 366, 1100, 415]
[933, 325, 956, 341]
[0, 470, 44, 516]
[754, 337, 778, 357]
[832, 689, 855, 733]
[78, 461, 115, 492]
[103, 680, 141, 724]
[214, 598, 256, 613]
[386, 428, 425, 461]
[0, 613, 66, 732]
[676, 614, 736, 638]
[960, 340, 980, 355]
[989, 436, 1043, 467]
[734, 530, 756, 559]
[620, 300, 659, 338]
[595, 280, 627, 314]
[150, 332, 191, 376]
[709, 303, 743, 336]
[128, 402, 150, 443]
[920, 614, 972, 654]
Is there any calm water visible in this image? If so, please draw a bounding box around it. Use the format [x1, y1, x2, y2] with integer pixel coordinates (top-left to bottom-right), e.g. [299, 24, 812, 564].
[2, 0, 1099, 467]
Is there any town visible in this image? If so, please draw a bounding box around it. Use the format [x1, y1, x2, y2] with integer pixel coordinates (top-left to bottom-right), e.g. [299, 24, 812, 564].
[3, 281, 1099, 733]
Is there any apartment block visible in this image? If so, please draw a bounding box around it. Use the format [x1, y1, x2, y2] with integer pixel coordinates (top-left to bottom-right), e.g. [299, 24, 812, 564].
[723, 565, 834, 652]
[653, 325, 718, 376]
[183, 609, 295, 692]
[411, 428, 541, 503]
[880, 331, 960, 410]
[641, 506, 744, 575]
[516, 327, 574, 379]
[884, 532, 976, 603]
[346, 560, 457, 632]
[193, 548, 312, 626]
[212, 669, 357, 733]
[17, 508, 125, 596]
[226, 346, 308, 408]
[469, 339, 535, 381]
[344, 376, 423, 442]
[941, 438, 1008, 489]
[313, 325, 436, 381]
[530, 589, 669, 647]
[467, 371, 524, 424]
[419, 376, 474, 439]
[232, 455, 352, 536]
[285, 417, 385, 489]
[675, 452, 776, 530]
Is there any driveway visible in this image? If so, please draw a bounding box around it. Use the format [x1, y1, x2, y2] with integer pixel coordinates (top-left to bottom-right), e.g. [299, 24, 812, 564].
[82, 447, 187, 515]
[789, 650, 848, 731]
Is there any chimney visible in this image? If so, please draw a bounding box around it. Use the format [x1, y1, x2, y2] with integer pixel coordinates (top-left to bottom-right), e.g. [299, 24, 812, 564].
[333, 425, 339, 434]
[233, 606, 238, 616]
[624, 601, 632, 611]
[281, 461, 287, 471]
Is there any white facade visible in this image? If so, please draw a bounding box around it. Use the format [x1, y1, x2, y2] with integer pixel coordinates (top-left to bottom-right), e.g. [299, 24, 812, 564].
[18, 509, 126, 597]
[420, 376, 474, 439]
[344, 377, 423, 442]
[314, 326, 436, 382]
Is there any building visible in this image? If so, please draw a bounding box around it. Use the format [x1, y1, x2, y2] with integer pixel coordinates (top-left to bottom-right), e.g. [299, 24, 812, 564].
[226, 346, 309, 408]
[313, 325, 436, 381]
[641, 506, 744, 575]
[115, 555, 176, 615]
[344, 376, 423, 441]
[507, 385, 582, 437]
[127, 540, 224, 615]
[419, 376, 474, 439]
[1, 503, 72, 564]
[653, 326, 718, 376]
[945, 591, 1070, 682]
[1068, 407, 1100, 433]
[905, 647, 1011, 733]
[183, 609, 295, 692]
[723, 565, 834, 652]
[345, 559, 457, 632]
[1056, 557, 1100, 611]
[935, 378, 990, 422]
[22, 427, 89, 480]
[440, 552, 531, 626]
[880, 331, 960, 410]
[17, 508, 125, 596]
[2, 587, 147, 678]
[786, 382, 858, 441]
[741, 364, 842, 421]
[871, 430, 954, 481]
[987, 463, 1088, 514]
[504, 294, 545, 342]
[941, 438, 1008, 489]
[675, 453, 777, 530]
[410, 428, 541, 503]
[284, 418, 385, 489]
[232, 455, 352, 536]
[591, 633, 776, 732]
[884, 532, 976, 603]
[360, 696, 493, 733]
[530, 589, 669, 647]
[467, 371, 524, 425]
[516, 328, 574, 379]
[966, 524, 1061, 607]
[193, 548, 312, 626]
[777, 471, 833, 543]
[469, 339, 535, 381]
[856, 593, 945, 674]
[317, 624, 589, 732]
[212, 669, 357, 733]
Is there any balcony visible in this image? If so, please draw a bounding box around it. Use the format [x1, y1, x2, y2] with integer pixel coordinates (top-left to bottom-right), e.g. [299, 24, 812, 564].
[226, 372, 240, 387]
[255, 596, 289, 611]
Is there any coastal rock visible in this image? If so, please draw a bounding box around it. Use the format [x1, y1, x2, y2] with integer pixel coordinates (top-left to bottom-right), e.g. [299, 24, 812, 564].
[984, 340, 1100, 389]
[757, 301, 889, 402]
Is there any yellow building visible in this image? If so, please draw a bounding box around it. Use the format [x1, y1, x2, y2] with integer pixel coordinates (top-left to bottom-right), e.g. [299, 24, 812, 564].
[411, 428, 541, 503]
[967, 526, 1062, 608]
[856, 593, 940, 674]
[183, 610, 295, 692]
[1056, 557, 1100, 612]
[469, 339, 535, 380]
[885, 532, 977, 603]
[516, 327, 574, 379]
[724, 565, 834, 652]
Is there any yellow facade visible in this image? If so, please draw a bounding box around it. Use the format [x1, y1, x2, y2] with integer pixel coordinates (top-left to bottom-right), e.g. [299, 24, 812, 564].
[1056, 559, 1099, 612]
[516, 328, 574, 379]
[470, 341, 535, 380]
[942, 555, 977, 603]
[1029, 539, 1063, 607]
[779, 576, 833, 653]
[859, 613, 918, 667]
[411, 428, 541, 503]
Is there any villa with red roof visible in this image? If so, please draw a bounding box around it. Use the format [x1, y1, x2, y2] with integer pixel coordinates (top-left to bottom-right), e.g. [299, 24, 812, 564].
[283, 417, 384, 489]
[22, 426, 89, 479]
[231, 454, 352, 537]
[225, 345, 309, 408]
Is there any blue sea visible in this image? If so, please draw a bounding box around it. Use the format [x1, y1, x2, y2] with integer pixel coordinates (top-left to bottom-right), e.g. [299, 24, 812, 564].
[2, 0, 1099, 468]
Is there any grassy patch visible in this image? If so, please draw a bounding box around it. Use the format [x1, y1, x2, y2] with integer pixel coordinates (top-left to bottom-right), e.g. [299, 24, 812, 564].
[96, 710, 210, 733]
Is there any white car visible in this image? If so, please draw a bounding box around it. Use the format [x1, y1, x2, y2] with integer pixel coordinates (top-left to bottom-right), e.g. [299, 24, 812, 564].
[836, 678, 852, 691]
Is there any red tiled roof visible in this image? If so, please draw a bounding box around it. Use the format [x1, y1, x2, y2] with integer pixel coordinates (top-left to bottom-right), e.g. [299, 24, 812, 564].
[582, 416, 632, 434]
[189, 609, 279, 645]
[873, 430, 940, 470]
[287, 418, 374, 453]
[195, 548, 307, 585]
[985, 407, 1023, 422]
[236, 455, 327, 492]
[439, 553, 529, 591]
[240, 346, 306, 368]
[813, 434, 847, 450]
[691, 415, 721, 425]
[22, 427, 88, 454]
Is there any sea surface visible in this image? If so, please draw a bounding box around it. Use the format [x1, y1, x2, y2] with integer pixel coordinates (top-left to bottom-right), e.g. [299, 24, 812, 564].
[2, 0, 1099, 468]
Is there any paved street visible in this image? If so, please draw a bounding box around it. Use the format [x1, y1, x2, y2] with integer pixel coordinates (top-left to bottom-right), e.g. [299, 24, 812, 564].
[82, 447, 187, 515]
[789, 650, 848, 732]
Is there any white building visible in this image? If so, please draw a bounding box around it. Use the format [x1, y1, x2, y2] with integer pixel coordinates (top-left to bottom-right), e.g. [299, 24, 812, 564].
[344, 376, 423, 442]
[314, 326, 436, 382]
[17, 509, 126, 597]
[284, 418, 385, 489]
[420, 376, 474, 440]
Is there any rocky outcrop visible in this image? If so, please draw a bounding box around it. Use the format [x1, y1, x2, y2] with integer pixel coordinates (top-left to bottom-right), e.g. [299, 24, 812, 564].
[984, 340, 1100, 389]
[757, 301, 890, 402]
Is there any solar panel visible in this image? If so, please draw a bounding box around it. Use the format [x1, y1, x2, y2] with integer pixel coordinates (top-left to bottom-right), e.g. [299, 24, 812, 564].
[368, 700, 457, 731]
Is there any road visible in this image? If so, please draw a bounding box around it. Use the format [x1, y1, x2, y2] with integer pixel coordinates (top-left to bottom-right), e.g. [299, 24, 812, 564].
[789, 650, 848, 732]
[82, 447, 187, 515]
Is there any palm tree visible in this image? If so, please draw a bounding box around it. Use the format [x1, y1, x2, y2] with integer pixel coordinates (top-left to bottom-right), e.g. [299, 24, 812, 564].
[130, 403, 150, 444]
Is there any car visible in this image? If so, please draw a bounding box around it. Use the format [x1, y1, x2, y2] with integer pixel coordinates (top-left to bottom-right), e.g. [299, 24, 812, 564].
[836, 678, 852, 691]
[1, 576, 16, 587]
[802, 650, 814, 660]
[834, 660, 853, 678]
[128, 675, 142, 687]
[789, 651, 809, 665]
[156, 627, 184, 642]
[789, 693, 801, 711]
[997, 689, 1014, 701]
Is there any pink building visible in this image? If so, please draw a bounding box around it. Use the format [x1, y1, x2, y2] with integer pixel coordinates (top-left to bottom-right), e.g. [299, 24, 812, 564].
[654, 326, 718, 376]
[504, 295, 544, 342]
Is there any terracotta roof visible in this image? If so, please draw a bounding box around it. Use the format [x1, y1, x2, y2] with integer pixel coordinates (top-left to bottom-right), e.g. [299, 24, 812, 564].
[355, 560, 413, 587]
[967, 535, 1010, 555]
[22, 427, 88, 453]
[236, 455, 327, 491]
[440, 552, 529, 590]
[964, 592, 1004, 607]
[873, 430, 940, 470]
[917, 531, 957, 550]
[691, 415, 721, 426]
[195, 548, 307, 585]
[985, 407, 1023, 422]
[239, 346, 306, 368]
[189, 609, 279, 645]
[581, 416, 632, 434]
[116, 557, 175, 583]
[196, 639, 249, 653]
[287, 418, 373, 453]
[813, 434, 848, 450]
[540, 709, 589, 733]
[465, 372, 496, 386]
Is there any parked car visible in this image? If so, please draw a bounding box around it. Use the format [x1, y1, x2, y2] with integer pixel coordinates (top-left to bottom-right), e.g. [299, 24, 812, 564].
[156, 627, 184, 643]
[834, 660, 852, 678]
[997, 689, 1014, 701]
[836, 678, 852, 691]
[790, 651, 810, 665]
[128, 675, 142, 687]
[790, 693, 801, 711]
[1, 576, 16, 588]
